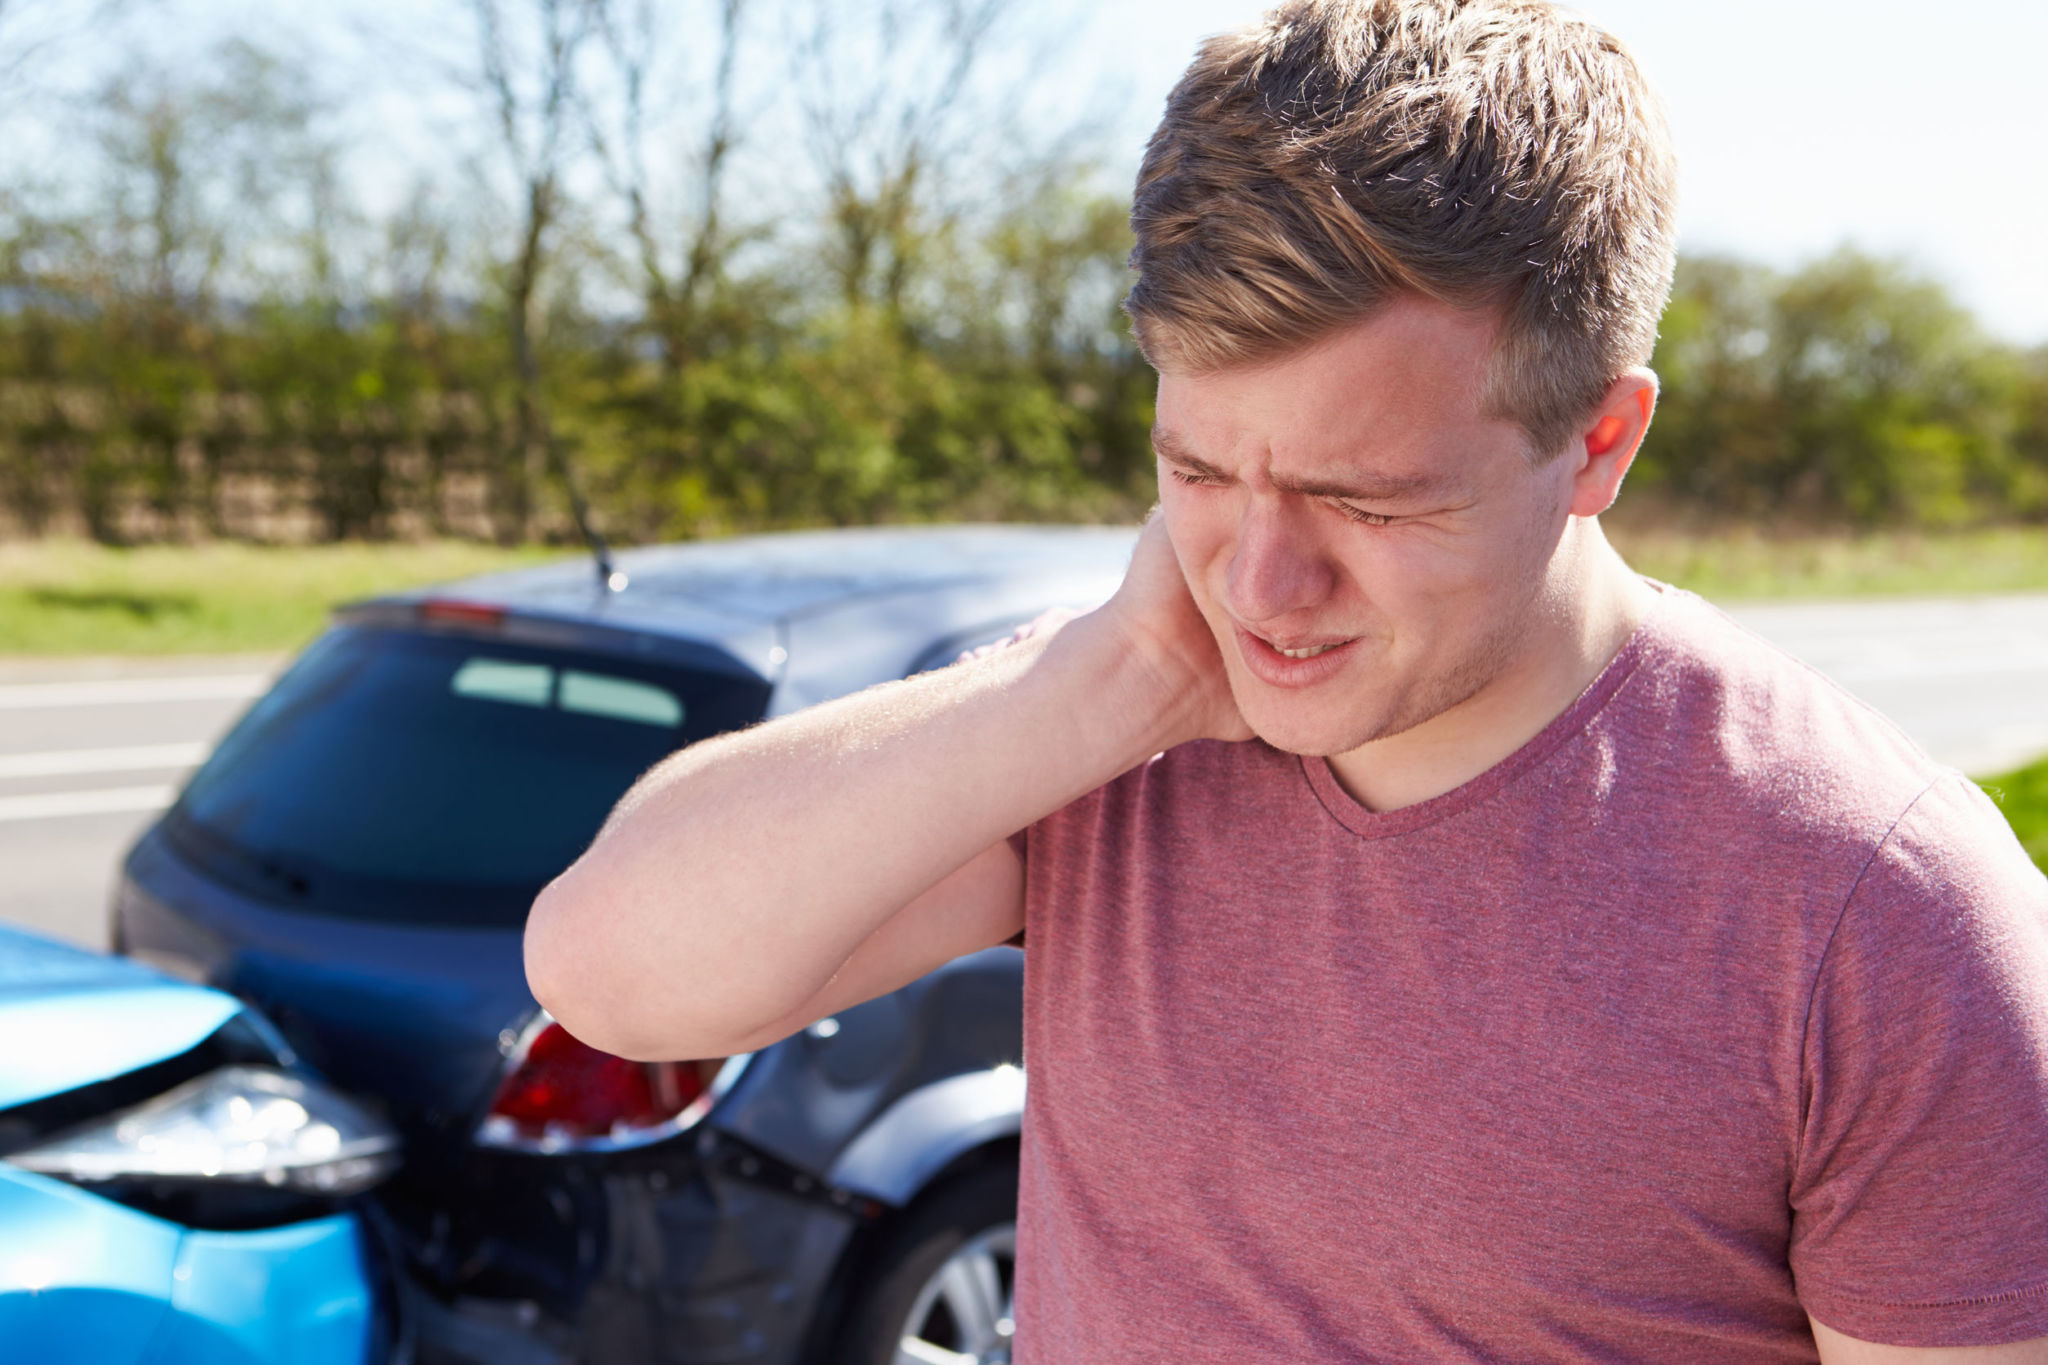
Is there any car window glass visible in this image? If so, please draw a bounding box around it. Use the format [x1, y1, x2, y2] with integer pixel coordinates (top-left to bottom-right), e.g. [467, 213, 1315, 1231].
[558, 671, 682, 727]
[451, 658, 553, 708]
[165, 626, 765, 927]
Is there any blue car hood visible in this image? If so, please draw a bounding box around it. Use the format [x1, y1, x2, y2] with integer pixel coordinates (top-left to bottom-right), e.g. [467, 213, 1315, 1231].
[0, 926, 240, 1110]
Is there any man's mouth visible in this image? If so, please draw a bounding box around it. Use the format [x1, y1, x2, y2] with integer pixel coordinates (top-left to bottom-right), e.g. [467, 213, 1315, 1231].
[1233, 625, 1364, 685]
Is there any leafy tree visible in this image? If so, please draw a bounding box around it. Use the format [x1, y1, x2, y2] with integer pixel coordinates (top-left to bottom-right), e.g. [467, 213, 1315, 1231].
[1643, 250, 2040, 527]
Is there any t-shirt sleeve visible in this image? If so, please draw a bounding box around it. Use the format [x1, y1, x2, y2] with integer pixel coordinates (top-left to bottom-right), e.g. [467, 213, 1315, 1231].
[1789, 775, 2048, 1347]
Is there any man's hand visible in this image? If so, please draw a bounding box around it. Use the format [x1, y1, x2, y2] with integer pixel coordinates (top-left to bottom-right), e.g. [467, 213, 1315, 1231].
[954, 511, 1247, 748]
[526, 514, 1249, 1063]
[1092, 510, 1253, 748]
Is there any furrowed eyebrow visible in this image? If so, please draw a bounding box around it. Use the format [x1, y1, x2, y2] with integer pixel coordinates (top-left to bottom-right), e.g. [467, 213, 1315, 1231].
[1268, 469, 1450, 502]
[1150, 428, 1228, 478]
[1151, 426, 1452, 503]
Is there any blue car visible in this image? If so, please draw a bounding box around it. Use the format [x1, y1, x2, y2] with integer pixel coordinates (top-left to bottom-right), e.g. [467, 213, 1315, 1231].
[0, 923, 401, 1364]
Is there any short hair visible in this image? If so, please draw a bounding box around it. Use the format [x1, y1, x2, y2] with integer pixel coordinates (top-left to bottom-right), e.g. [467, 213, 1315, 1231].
[1126, 0, 1679, 457]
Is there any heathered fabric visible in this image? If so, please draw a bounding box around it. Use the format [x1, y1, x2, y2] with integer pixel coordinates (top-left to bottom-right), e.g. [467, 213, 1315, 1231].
[1011, 585, 2048, 1363]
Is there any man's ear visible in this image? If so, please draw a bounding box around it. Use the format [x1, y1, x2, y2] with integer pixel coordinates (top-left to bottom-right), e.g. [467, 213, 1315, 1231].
[1568, 368, 1658, 517]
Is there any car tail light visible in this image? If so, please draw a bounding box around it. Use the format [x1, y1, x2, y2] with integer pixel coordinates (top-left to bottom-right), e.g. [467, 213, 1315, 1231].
[475, 1016, 736, 1153]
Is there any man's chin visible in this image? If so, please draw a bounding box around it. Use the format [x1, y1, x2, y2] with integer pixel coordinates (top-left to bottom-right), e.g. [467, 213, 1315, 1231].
[1236, 701, 1396, 759]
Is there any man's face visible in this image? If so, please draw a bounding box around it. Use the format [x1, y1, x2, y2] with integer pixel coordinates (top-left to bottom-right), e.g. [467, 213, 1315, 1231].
[1153, 295, 1582, 758]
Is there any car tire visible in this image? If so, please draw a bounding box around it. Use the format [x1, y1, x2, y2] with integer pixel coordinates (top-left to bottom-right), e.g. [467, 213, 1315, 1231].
[838, 1161, 1019, 1365]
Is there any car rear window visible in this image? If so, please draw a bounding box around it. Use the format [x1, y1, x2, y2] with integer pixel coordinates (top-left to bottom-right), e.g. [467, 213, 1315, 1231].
[163, 625, 770, 927]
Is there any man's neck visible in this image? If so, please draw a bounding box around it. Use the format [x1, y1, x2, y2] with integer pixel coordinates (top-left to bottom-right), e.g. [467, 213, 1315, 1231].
[1324, 518, 1656, 814]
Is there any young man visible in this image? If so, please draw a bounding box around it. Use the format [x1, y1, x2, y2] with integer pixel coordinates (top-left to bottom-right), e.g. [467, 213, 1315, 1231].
[525, 1, 2048, 1359]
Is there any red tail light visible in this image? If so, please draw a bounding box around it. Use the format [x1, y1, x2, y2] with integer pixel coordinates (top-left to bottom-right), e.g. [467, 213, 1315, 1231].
[418, 598, 506, 629]
[478, 1021, 721, 1151]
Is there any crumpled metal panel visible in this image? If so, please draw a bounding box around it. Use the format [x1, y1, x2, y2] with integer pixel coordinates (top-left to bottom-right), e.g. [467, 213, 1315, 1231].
[710, 948, 1025, 1197]
[0, 925, 241, 1110]
[580, 1164, 854, 1365]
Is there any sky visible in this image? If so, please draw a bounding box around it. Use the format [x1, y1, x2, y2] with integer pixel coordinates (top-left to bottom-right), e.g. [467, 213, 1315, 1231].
[11, 0, 2045, 346]
[1096, 0, 2048, 345]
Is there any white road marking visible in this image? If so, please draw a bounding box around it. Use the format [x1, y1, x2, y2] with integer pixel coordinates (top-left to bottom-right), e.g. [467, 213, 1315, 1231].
[0, 784, 176, 824]
[0, 743, 210, 779]
[0, 675, 268, 710]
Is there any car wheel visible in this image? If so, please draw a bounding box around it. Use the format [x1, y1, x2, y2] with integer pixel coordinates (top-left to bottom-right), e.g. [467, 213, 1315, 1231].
[841, 1162, 1018, 1365]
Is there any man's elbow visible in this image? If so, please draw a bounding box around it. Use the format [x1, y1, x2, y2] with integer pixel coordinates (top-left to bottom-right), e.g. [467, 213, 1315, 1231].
[526, 869, 664, 1060]
[523, 868, 786, 1063]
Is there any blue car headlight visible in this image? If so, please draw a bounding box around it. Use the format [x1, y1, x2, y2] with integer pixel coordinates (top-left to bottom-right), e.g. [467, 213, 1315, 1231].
[6, 1065, 398, 1199]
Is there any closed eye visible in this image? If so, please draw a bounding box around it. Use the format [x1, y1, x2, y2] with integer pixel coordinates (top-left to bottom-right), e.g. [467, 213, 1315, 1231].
[1329, 500, 1395, 527]
[1170, 465, 1405, 526]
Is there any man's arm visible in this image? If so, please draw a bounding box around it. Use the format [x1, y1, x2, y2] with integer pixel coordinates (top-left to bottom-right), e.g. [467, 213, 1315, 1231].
[523, 517, 1246, 1062]
[1813, 1319, 2048, 1363]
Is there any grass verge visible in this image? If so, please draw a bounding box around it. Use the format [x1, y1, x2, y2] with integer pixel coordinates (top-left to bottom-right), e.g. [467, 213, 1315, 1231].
[1606, 523, 2048, 600]
[0, 540, 559, 655]
[4, 523, 2048, 655]
[1981, 756, 2048, 877]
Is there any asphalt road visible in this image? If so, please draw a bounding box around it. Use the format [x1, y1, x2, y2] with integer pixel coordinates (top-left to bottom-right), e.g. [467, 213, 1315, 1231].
[4, 590, 2046, 951]
[1731, 593, 2048, 779]
[0, 654, 280, 950]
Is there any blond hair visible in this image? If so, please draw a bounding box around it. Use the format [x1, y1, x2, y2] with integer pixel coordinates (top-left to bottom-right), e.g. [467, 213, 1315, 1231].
[1126, 0, 1679, 456]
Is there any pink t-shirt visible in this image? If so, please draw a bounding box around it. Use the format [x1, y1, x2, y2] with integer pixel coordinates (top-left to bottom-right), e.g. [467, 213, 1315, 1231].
[1012, 586, 2048, 1362]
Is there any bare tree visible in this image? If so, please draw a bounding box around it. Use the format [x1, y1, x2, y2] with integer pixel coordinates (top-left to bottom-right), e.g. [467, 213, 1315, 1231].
[90, 41, 333, 313]
[75, 42, 347, 538]
[0, 0, 133, 96]
[96, 78, 211, 311]
[787, 0, 1106, 325]
[462, 0, 601, 542]
[586, 0, 750, 378]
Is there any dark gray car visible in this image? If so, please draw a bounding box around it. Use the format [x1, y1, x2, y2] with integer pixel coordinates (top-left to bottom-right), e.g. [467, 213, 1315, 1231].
[110, 524, 1136, 1365]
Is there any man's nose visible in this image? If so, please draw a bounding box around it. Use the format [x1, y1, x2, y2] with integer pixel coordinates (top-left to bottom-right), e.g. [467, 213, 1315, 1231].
[1225, 498, 1336, 625]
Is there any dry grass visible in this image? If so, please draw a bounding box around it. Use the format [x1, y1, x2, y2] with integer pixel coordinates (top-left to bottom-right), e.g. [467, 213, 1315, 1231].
[1607, 523, 2048, 600]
